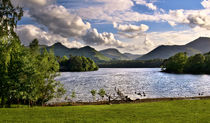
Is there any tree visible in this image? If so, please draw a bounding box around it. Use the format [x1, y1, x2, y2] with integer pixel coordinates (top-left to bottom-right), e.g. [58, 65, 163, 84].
[29, 39, 39, 51]
[162, 52, 188, 73]
[0, 0, 24, 107]
[59, 56, 99, 72]
[0, 0, 66, 107]
[0, 36, 18, 107]
[184, 54, 205, 74]
[0, 0, 23, 37]
[71, 91, 76, 103]
[37, 49, 66, 105]
[90, 90, 97, 102]
[204, 55, 210, 74]
[98, 89, 106, 101]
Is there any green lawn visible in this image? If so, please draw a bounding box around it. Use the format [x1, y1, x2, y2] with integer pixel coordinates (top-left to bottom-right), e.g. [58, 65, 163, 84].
[1, 100, 210, 123]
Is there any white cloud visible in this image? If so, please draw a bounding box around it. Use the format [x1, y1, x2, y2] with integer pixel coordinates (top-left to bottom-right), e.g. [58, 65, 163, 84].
[16, 25, 84, 48]
[201, 0, 210, 9]
[113, 22, 149, 38]
[82, 28, 139, 51]
[163, 9, 210, 30]
[29, 5, 91, 37]
[82, 28, 125, 47]
[113, 22, 149, 32]
[12, 0, 91, 38]
[134, 0, 157, 10]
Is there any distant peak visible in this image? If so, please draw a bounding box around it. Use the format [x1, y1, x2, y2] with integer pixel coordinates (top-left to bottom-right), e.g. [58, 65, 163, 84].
[81, 46, 95, 50]
[101, 48, 120, 52]
[197, 37, 210, 40]
[53, 42, 64, 46]
[50, 42, 69, 49]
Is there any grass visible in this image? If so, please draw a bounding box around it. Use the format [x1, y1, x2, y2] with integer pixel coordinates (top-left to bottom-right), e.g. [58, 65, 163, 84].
[1, 99, 210, 123]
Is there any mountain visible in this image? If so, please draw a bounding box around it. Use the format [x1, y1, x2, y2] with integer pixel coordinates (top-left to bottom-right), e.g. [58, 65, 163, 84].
[46, 43, 111, 63]
[186, 37, 210, 53]
[137, 37, 210, 60]
[99, 48, 129, 60]
[123, 53, 142, 60]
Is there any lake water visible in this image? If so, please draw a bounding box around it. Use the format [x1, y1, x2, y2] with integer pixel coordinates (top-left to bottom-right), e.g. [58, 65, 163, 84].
[55, 68, 210, 102]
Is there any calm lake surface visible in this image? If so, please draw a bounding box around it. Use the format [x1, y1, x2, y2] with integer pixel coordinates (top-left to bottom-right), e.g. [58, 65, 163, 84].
[55, 68, 210, 102]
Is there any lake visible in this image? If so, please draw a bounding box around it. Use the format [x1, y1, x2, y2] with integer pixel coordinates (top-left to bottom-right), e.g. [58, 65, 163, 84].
[55, 68, 210, 102]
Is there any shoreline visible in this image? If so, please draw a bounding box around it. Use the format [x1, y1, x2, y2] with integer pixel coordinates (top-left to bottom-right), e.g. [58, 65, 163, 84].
[46, 96, 210, 107]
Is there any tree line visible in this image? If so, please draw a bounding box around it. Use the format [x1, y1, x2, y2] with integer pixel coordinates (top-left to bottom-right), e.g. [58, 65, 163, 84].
[98, 59, 163, 68]
[162, 52, 210, 74]
[0, 0, 65, 107]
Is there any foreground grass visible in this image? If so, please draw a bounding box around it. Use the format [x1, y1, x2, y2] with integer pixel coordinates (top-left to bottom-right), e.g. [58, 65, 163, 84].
[1, 100, 210, 123]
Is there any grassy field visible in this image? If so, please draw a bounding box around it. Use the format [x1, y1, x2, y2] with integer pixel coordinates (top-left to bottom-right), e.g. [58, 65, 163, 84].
[1, 99, 210, 123]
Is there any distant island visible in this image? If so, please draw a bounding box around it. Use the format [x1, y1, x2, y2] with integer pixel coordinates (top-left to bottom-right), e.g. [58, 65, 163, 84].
[58, 55, 99, 72]
[162, 52, 210, 74]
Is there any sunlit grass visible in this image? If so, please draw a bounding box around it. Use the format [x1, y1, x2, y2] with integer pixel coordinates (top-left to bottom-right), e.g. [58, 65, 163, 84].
[1, 100, 210, 123]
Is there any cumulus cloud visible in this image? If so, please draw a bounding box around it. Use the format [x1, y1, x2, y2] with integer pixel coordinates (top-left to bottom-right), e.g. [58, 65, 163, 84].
[82, 28, 139, 51]
[134, 0, 157, 10]
[201, 0, 210, 9]
[16, 25, 84, 48]
[30, 5, 91, 37]
[144, 36, 154, 47]
[163, 9, 210, 30]
[70, 0, 138, 23]
[65, 0, 164, 23]
[113, 22, 149, 32]
[187, 14, 210, 29]
[113, 22, 149, 38]
[82, 28, 125, 47]
[12, 0, 91, 38]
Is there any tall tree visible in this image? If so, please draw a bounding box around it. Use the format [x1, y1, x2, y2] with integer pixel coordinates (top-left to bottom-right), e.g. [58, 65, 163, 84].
[0, 0, 23, 37]
[0, 0, 65, 107]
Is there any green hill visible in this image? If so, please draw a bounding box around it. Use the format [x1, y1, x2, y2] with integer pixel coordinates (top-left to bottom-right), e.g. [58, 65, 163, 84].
[137, 37, 210, 60]
[100, 48, 129, 60]
[45, 43, 111, 63]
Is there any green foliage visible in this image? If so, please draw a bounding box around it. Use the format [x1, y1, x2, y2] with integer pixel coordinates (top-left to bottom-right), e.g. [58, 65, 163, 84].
[71, 91, 76, 99]
[29, 39, 39, 51]
[162, 52, 188, 73]
[99, 59, 163, 68]
[98, 89, 106, 100]
[162, 52, 210, 74]
[0, 37, 66, 107]
[90, 90, 97, 101]
[0, 0, 23, 37]
[0, 0, 65, 107]
[59, 56, 99, 72]
[90, 90, 97, 97]
[184, 54, 205, 74]
[204, 54, 210, 74]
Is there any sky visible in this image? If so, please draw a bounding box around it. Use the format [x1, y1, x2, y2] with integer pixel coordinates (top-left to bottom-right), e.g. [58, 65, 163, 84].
[12, 0, 210, 54]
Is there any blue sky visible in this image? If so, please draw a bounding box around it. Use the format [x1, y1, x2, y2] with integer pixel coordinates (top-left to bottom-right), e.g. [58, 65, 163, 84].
[15, 0, 210, 54]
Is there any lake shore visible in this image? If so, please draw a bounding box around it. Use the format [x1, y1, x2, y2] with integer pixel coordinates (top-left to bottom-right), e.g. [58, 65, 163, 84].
[46, 96, 210, 107]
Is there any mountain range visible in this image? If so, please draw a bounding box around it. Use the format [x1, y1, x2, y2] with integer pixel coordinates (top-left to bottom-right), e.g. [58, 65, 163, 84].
[99, 48, 141, 60]
[44, 43, 141, 63]
[43, 37, 210, 62]
[137, 37, 210, 60]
